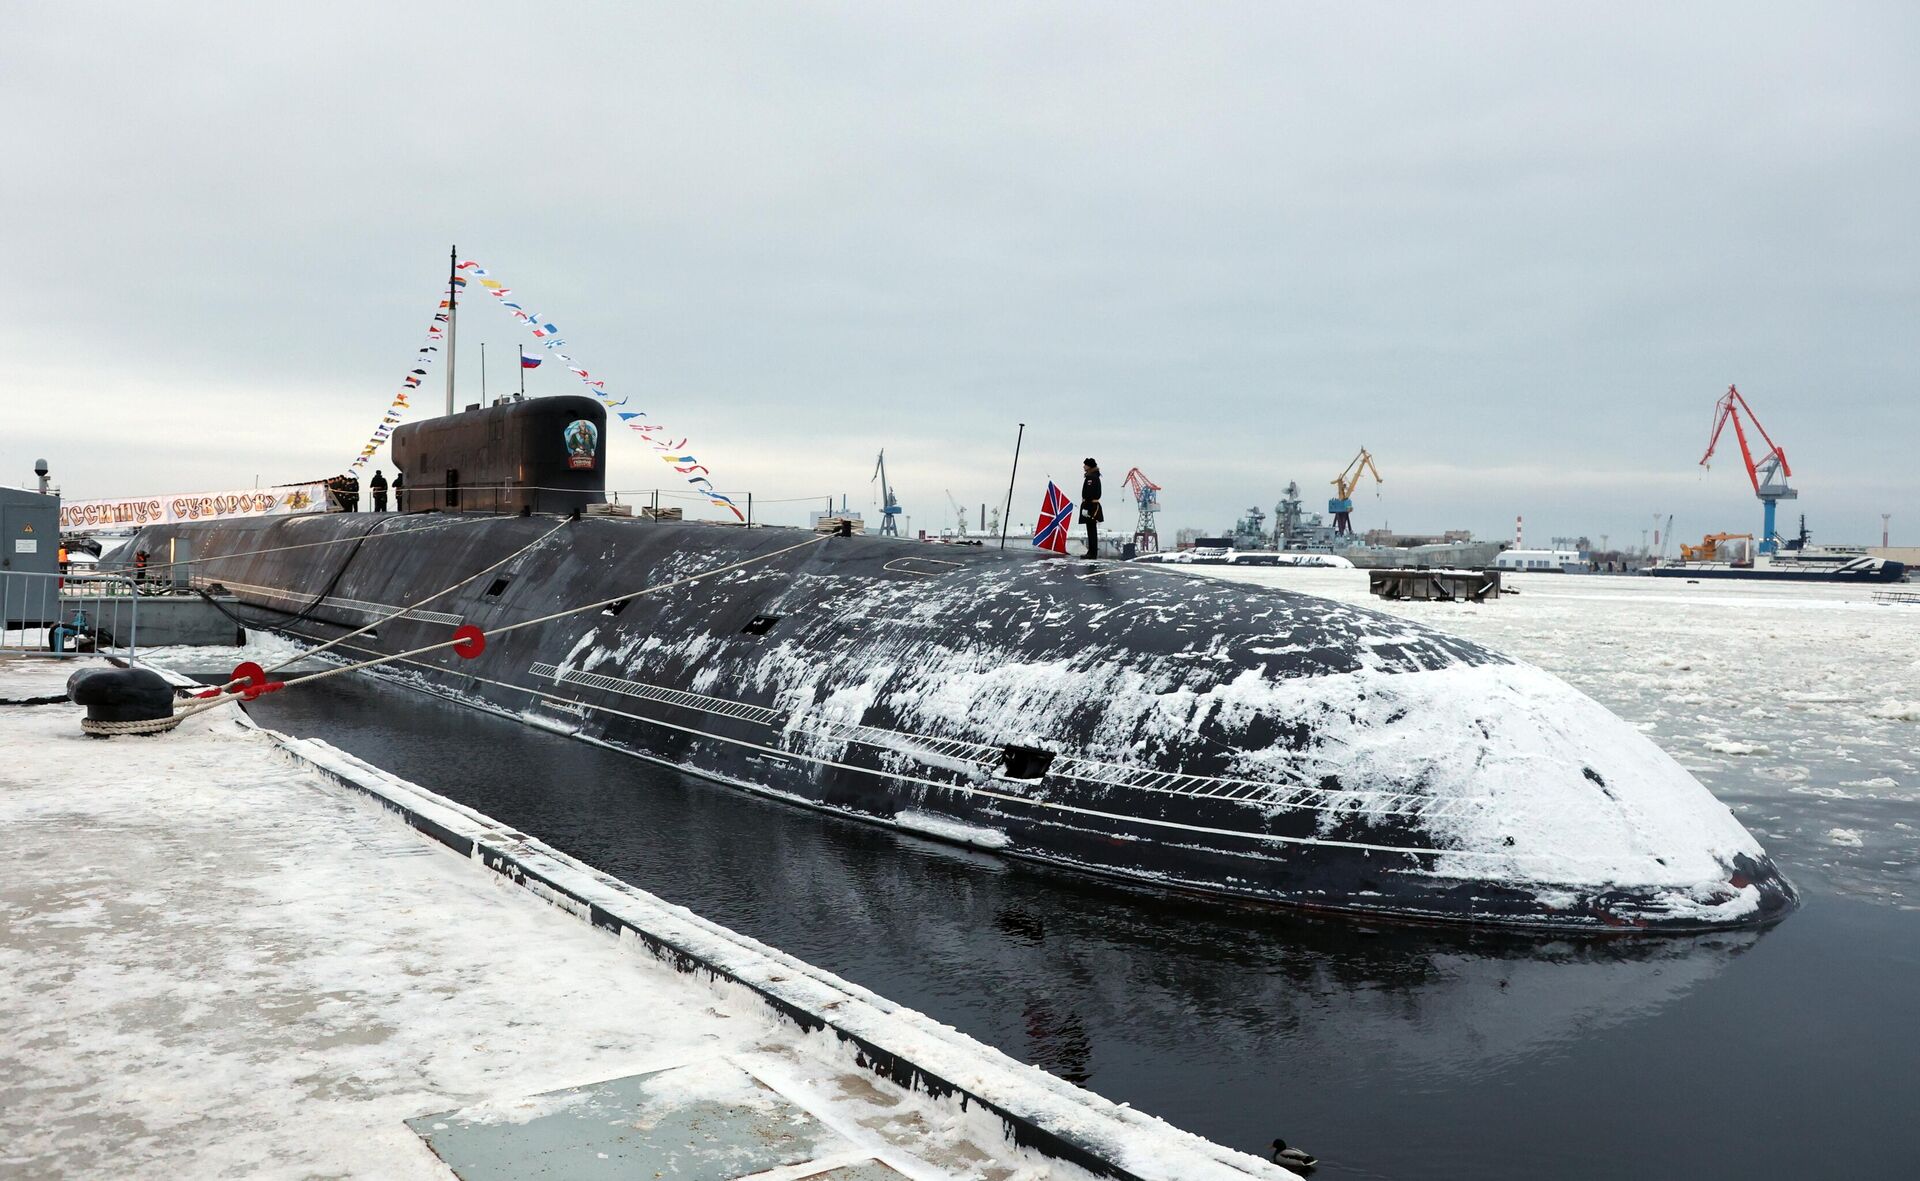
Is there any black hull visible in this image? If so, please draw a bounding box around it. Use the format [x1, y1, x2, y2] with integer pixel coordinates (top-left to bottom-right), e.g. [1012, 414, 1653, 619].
[1647, 562, 1906, 583]
[123, 512, 1796, 932]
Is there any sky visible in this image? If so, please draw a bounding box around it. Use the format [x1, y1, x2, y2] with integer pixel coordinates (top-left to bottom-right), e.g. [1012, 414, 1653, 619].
[3, 3, 1916, 547]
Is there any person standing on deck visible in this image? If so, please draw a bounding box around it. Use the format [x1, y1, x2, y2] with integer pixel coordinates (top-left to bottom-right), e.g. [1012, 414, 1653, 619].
[344, 472, 360, 512]
[1080, 458, 1103, 559]
[393, 471, 404, 512]
[369, 469, 389, 513]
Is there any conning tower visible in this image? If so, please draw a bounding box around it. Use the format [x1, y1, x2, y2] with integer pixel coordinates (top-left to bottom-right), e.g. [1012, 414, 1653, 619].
[391, 395, 607, 515]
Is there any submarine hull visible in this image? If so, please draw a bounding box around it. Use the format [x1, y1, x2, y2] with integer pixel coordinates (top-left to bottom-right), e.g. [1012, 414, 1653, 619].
[123, 511, 1796, 932]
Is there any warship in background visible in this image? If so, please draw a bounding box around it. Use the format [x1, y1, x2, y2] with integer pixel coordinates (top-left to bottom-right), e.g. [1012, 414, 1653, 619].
[1157, 483, 1502, 570]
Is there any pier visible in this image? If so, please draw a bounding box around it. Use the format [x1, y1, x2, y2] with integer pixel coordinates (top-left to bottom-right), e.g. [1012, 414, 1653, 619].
[0, 656, 1300, 1181]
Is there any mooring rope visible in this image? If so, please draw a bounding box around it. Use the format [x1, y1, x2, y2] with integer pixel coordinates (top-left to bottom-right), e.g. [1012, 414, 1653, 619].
[256, 518, 572, 676]
[92, 532, 832, 735]
[185, 516, 574, 699]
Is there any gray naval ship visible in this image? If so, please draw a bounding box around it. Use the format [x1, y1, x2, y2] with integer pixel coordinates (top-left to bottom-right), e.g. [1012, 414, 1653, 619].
[117, 396, 1795, 932]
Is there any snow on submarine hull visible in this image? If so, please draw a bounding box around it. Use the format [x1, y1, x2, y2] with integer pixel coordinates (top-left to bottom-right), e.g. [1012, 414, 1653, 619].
[127, 512, 1796, 932]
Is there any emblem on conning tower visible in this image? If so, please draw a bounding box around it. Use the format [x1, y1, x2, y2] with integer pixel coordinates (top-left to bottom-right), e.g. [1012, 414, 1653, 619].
[564, 420, 598, 470]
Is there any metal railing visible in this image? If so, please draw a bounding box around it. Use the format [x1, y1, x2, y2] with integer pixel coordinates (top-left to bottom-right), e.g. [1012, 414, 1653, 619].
[323, 484, 842, 529]
[1, 570, 141, 661]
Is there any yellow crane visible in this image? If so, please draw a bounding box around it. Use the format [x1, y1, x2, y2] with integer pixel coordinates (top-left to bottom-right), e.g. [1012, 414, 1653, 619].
[1678, 532, 1754, 563]
[1329, 448, 1383, 535]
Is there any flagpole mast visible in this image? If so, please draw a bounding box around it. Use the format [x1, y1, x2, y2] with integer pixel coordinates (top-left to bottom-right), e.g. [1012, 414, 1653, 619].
[999, 422, 1025, 551]
[480, 342, 487, 402]
[444, 244, 459, 417]
[519, 348, 526, 400]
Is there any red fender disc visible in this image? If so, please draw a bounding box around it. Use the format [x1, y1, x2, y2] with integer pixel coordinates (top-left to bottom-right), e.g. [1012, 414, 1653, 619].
[452, 624, 486, 659]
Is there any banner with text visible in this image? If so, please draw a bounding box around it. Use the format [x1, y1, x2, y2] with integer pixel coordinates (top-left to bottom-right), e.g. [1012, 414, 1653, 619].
[60, 484, 332, 531]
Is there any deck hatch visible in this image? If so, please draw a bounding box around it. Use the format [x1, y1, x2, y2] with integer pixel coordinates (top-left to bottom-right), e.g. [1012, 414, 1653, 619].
[1000, 744, 1056, 780]
[741, 614, 781, 635]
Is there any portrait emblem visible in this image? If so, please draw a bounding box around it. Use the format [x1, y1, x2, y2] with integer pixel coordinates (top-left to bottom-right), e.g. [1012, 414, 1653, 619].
[564, 419, 599, 470]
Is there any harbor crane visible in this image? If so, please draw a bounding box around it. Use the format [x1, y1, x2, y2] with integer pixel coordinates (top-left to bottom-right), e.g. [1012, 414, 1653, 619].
[871, 450, 902, 537]
[944, 489, 969, 538]
[1700, 385, 1795, 554]
[1121, 467, 1162, 554]
[1328, 448, 1383, 535]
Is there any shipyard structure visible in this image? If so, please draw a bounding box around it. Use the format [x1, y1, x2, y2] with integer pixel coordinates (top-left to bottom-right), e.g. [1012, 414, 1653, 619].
[1184, 482, 1504, 569]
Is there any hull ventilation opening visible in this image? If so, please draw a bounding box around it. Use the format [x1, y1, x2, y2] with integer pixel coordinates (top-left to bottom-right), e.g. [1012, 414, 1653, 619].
[484, 577, 511, 598]
[741, 614, 780, 636]
[1001, 744, 1055, 780]
[603, 599, 630, 617]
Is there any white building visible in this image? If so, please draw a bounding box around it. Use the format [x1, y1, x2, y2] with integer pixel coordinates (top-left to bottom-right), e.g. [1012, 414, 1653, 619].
[1495, 548, 1581, 572]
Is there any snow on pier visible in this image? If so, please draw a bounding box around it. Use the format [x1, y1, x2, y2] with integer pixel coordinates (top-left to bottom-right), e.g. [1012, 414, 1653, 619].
[0, 657, 1299, 1181]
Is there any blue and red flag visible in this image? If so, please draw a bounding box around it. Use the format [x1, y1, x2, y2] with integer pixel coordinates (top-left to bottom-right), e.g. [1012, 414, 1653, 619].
[1033, 481, 1075, 554]
[519, 348, 542, 369]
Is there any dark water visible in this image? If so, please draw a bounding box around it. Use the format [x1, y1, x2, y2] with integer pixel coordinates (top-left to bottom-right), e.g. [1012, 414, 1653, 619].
[240, 673, 1917, 1179]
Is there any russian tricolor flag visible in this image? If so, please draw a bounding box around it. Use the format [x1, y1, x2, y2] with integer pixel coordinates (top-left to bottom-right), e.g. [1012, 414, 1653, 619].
[520, 349, 542, 370]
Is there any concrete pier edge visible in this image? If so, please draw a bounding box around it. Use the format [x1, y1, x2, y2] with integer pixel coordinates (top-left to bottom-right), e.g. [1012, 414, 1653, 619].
[220, 701, 1298, 1181]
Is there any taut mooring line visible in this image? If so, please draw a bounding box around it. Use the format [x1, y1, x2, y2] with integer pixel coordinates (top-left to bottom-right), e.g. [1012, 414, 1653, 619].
[132, 531, 834, 734]
[257, 518, 573, 676]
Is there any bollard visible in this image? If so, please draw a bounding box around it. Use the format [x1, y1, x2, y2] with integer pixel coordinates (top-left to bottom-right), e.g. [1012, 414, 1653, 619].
[66, 667, 175, 738]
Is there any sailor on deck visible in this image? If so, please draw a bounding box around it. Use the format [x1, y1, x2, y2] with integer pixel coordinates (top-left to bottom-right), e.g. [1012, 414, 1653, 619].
[1080, 458, 1103, 559]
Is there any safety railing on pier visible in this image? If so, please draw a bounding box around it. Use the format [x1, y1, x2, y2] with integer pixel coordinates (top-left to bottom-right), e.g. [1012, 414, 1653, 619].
[0, 570, 141, 661]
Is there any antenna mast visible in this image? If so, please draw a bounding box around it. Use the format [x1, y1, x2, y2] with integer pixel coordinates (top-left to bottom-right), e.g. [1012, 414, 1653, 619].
[444, 244, 459, 416]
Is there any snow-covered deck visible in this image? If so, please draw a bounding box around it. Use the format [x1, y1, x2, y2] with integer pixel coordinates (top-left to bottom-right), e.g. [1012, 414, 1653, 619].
[0, 657, 1298, 1181]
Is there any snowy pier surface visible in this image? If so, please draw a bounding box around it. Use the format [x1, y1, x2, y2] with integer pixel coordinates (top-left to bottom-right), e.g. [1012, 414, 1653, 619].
[0, 657, 1299, 1181]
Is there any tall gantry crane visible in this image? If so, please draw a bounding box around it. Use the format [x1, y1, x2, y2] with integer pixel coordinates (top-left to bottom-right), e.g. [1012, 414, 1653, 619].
[1699, 385, 1795, 554]
[1328, 448, 1383, 535]
[872, 450, 902, 537]
[945, 489, 969, 537]
[1121, 467, 1162, 554]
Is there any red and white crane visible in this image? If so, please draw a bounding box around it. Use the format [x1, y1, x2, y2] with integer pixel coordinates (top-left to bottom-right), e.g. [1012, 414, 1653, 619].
[1121, 468, 1162, 554]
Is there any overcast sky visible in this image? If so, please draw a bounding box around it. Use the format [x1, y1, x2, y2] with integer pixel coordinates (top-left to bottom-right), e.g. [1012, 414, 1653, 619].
[4, 3, 1915, 546]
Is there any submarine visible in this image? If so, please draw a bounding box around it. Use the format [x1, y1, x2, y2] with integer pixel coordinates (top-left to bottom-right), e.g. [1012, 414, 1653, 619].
[120, 395, 1795, 932]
